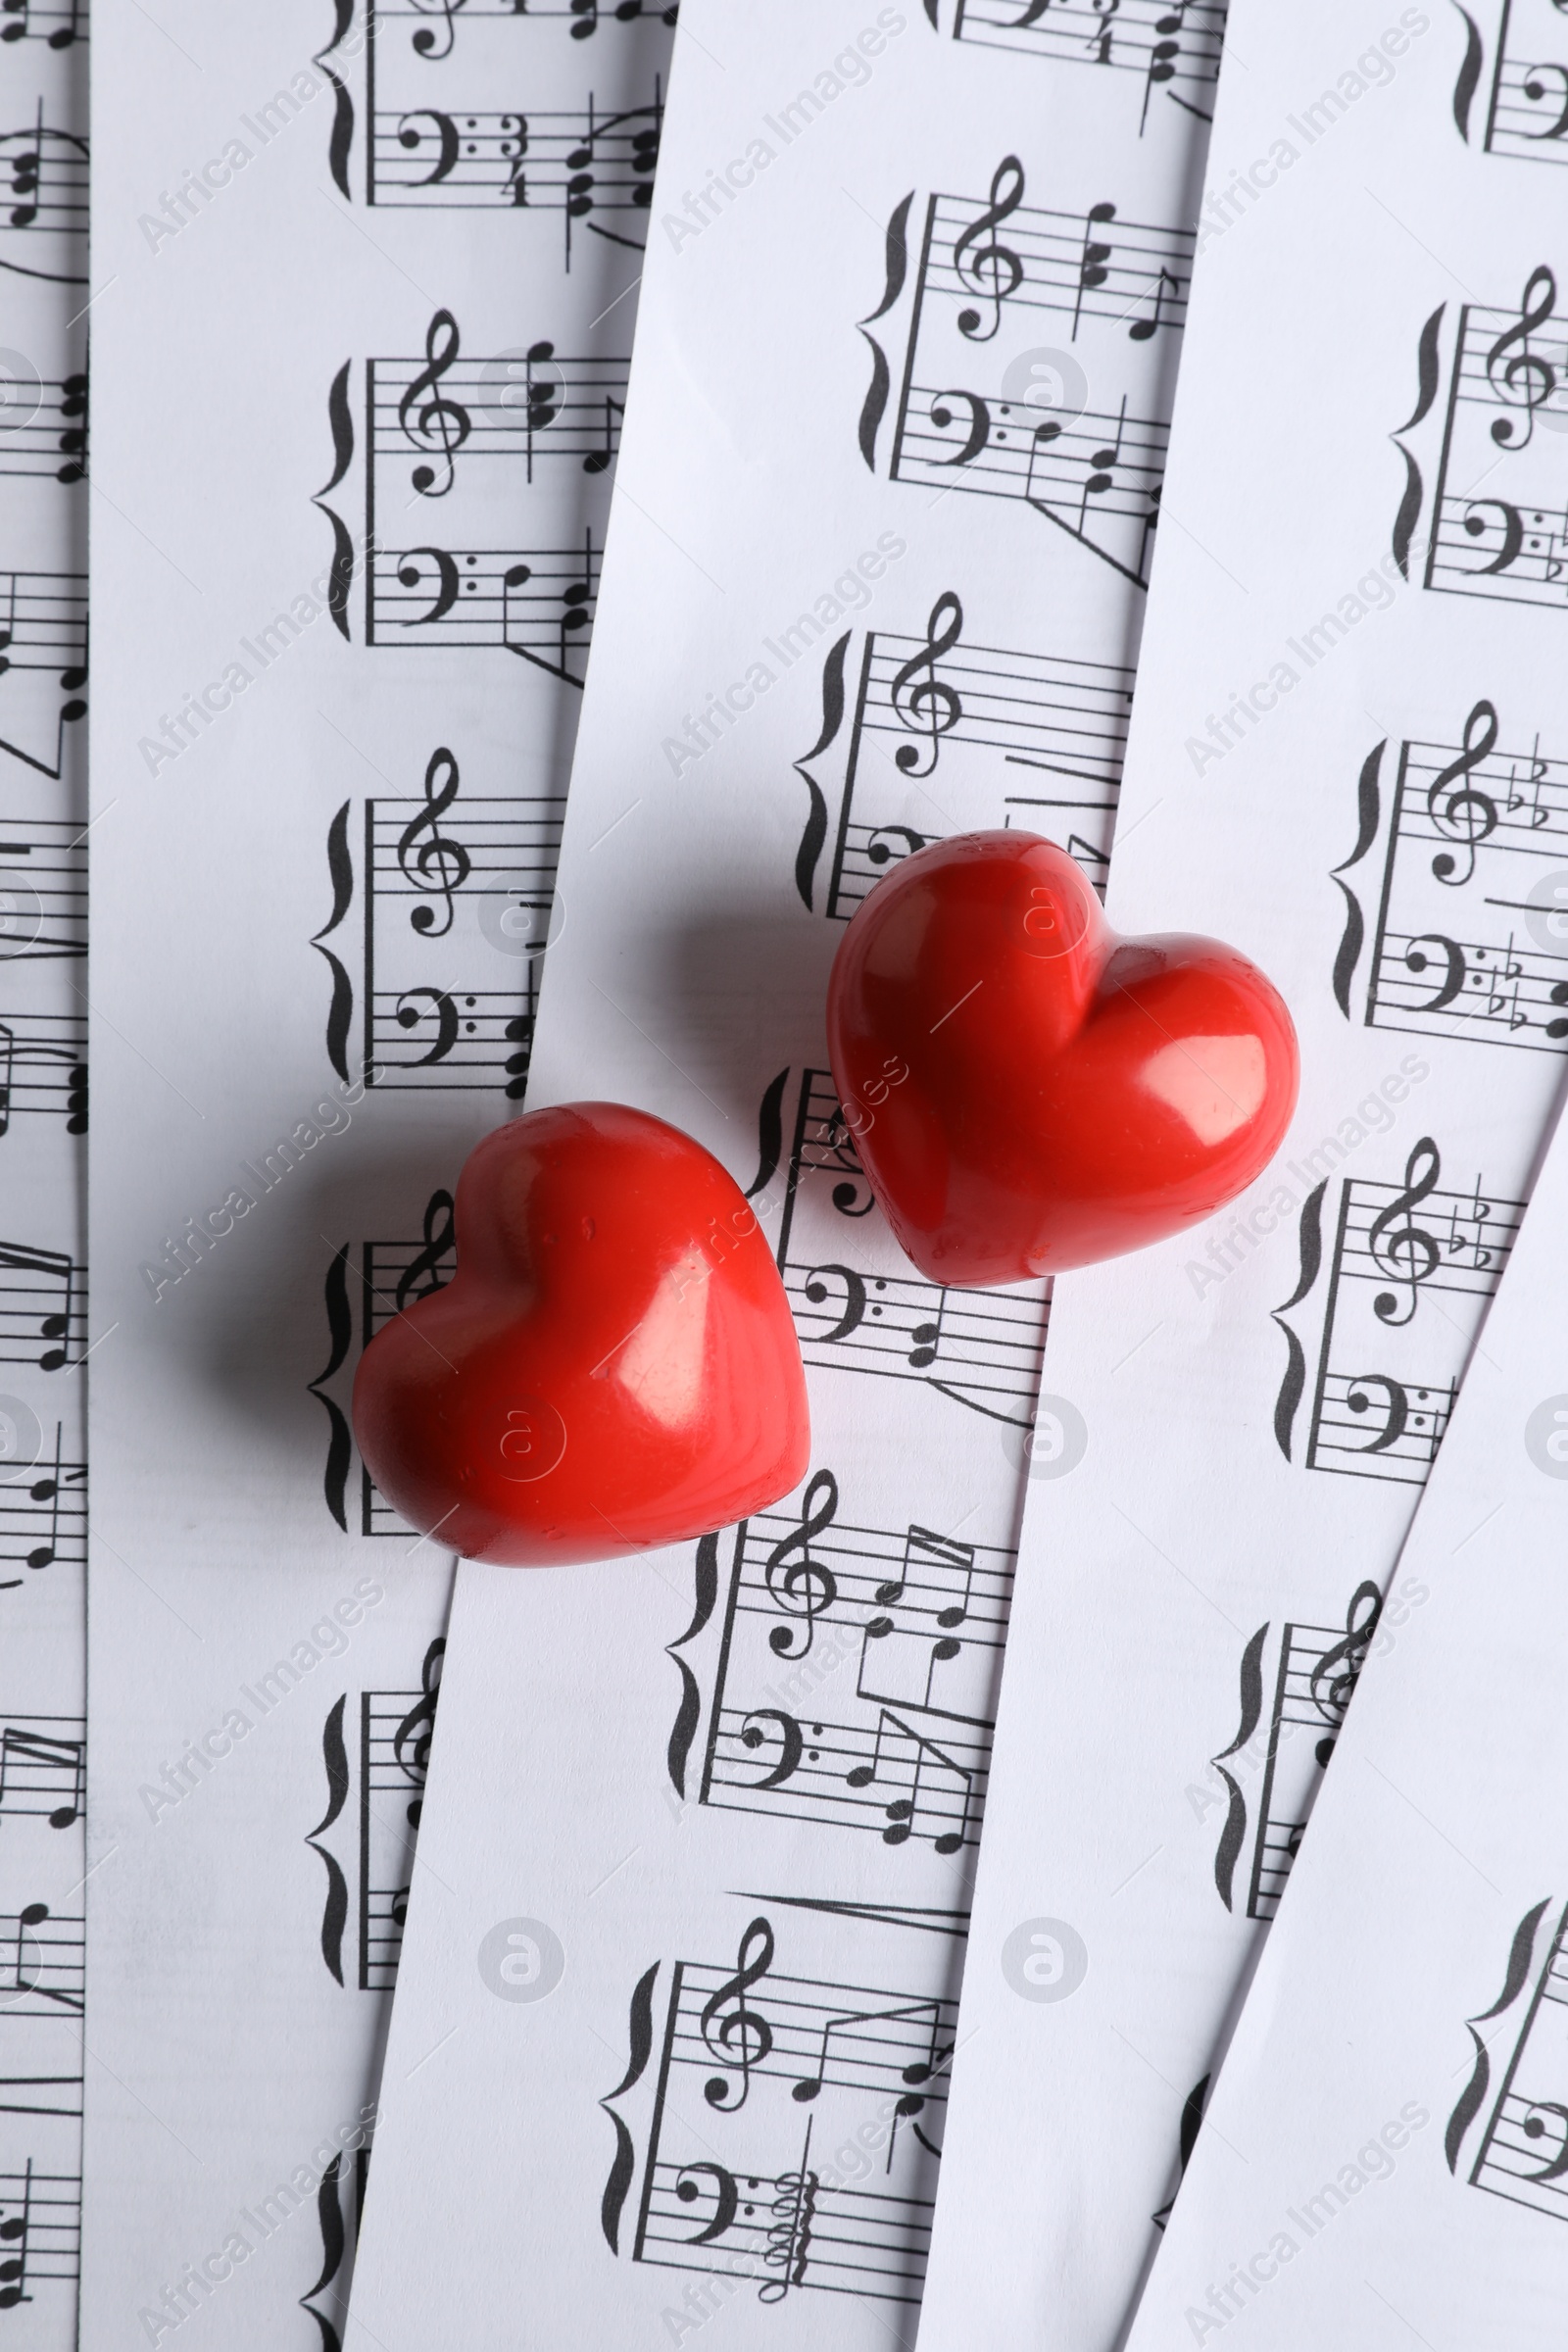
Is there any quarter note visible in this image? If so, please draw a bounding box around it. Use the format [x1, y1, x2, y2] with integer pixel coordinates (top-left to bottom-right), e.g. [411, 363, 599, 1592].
[1072, 200, 1116, 333]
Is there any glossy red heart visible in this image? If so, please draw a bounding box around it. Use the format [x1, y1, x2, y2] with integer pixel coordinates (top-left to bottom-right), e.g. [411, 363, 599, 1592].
[826, 832, 1298, 1286]
[352, 1103, 810, 1565]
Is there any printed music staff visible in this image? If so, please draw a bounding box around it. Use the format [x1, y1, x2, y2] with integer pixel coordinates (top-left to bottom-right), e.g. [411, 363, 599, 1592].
[947, 0, 1226, 129]
[0, 1422, 84, 1579]
[0, 1014, 85, 1129]
[0, 1243, 81, 1371]
[1209, 1586, 1384, 1921]
[791, 595, 1131, 918]
[0, 1906, 82, 2014]
[0, 2162, 79, 2308]
[0, 0, 83, 45]
[1418, 270, 1568, 609]
[862, 164, 1189, 585]
[373, 0, 676, 64]
[686, 1471, 1011, 1855]
[371, 94, 662, 258]
[1334, 701, 1568, 1053]
[0, 1720, 83, 1828]
[0, 104, 87, 280]
[0, 370, 84, 480]
[763, 1068, 1048, 1422]
[358, 1645, 445, 1988]
[612, 1914, 956, 2306]
[1453, 0, 1568, 164]
[1271, 1139, 1523, 1486]
[314, 754, 564, 1094]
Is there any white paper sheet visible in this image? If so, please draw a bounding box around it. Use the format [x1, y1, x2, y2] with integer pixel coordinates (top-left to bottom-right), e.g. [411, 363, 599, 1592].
[0, 0, 88, 2337]
[84, 0, 673, 2342]
[916, 5, 1568, 2345]
[1118, 1083, 1568, 2346]
[341, 1, 1224, 2341]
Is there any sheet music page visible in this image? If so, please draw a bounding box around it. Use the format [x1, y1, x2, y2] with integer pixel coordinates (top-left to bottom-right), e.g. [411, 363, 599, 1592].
[0, 0, 88, 2337]
[84, 0, 674, 2341]
[1119, 1085, 1568, 2347]
[914, 4, 1568, 2345]
[340, 1, 1223, 2340]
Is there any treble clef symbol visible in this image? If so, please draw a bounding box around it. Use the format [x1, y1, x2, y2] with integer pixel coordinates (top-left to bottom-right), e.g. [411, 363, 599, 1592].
[890, 593, 964, 779]
[762, 1470, 840, 1660]
[398, 309, 471, 497]
[700, 1916, 776, 2112]
[395, 1189, 456, 1313]
[397, 747, 471, 939]
[410, 0, 464, 64]
[1366, 1138, 1442, 1328]
[1427, 700, 1499, 887]
[1485, 266, 1559, 450]
[952, 155, 1025, 343]
[1307, 1581, 1382, 1740]
[391, 1638, 445, 1828]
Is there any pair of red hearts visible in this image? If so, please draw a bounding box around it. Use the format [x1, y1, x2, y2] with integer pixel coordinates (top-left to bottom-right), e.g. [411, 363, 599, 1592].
[355, 834, 1298, 1564]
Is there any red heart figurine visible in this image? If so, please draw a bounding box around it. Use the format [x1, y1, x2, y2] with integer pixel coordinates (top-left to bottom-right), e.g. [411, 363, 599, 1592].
[352, 1103, 810, 1565]
[826, 832, 1298, 1286]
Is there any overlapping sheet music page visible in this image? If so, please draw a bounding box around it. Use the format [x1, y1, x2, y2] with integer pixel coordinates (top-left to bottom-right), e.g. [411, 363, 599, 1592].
[914, 2, 1568, 2346]
[0, 0, 88, 2338]
[86, 0, 675, 2342]
[344, 0, 1221, 2342]
[1122, 1089, 1568, 2347]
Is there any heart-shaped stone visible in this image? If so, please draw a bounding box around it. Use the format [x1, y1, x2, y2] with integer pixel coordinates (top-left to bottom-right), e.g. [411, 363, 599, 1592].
[826, 832, 1298, 1286]
[353, 1102, 810, 1564]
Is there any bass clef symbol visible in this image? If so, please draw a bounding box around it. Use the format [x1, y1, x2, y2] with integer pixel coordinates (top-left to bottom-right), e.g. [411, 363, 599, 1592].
[397, 747, 471, 939]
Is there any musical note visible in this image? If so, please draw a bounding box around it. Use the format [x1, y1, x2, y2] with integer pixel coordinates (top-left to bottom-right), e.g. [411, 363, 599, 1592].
[952, 155, 1026, 342]
[396, 747, 470, 938]
[761, 1472, 841, 1660]
[699, 1917, 776, 2111]
[0, 1241, 74, 1369]
[845, 1708, 974, 1852]
[0, 1727, 82, 1828]
[1129, 263, 1179, 342]
[1365, 1138, 1443, 1328]
[889, 594, 964, 778]
[1072, 199, 1116, 333]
